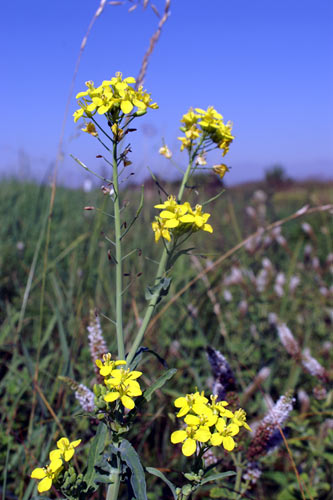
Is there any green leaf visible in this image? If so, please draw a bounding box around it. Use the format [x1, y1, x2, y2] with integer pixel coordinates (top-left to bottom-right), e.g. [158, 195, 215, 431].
[146, 467, 177, 500]
[127, 347, 168, 371]
[202, 188, 225, 206]
[168, 247, 195, 268]
[145, 277, 171, 302]
[119, 439, 147, 500]
[83, 422, 108, 491]
[200, 471, 236, 486]
[144, 369, 177, 402]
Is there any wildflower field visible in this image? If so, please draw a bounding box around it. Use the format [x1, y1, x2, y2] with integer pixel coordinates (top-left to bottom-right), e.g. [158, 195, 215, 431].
[1, 2, 332, 498]
[1, 172, 332, 499]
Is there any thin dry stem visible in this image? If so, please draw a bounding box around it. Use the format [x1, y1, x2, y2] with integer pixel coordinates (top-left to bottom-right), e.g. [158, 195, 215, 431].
[136, 0, 171, 88]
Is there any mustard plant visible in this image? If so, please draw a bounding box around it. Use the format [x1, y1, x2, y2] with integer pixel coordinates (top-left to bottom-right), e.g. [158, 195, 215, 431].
[29, 72, 253, 499]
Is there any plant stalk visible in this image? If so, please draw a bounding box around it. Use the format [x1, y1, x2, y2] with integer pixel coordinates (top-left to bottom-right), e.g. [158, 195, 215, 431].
[113, 140, 125, 360]
[127, 159, 193, 365]
[106, 456, 121, 500]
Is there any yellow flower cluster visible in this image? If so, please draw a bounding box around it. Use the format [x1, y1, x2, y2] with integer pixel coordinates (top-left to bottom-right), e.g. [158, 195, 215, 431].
[31, 438, 81, 493]
[178, 106, 234, 157]
[96, 353, 142, 411]
[152, 195, 213, 243]
[73, 72, 158, 127]
[171, 391, 250, 457]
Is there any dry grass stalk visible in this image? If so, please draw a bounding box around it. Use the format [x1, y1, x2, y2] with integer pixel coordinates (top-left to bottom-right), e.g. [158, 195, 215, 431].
[136, 0, 171, 88]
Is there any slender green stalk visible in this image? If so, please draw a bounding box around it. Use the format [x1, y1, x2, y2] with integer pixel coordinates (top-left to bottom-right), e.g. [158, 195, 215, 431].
[177, 161, 192, 202]
[127, 248, 168, 365]
[106, 456, 121, 500]
[127, 158, 194, 365]
[231, 453, 242, 499]
[113, 141, 125, 360]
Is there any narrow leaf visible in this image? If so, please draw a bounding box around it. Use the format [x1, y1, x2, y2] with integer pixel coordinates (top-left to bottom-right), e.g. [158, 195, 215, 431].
[119, 439, 147, 500]
[84, 423, 108, 490]
[200, 471, 236, 486]
[144, 369, 177, 402]
[146, 467, 177, 499]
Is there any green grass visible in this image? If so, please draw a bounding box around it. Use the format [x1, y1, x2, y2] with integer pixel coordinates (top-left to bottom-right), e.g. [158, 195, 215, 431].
[1, 177, 332, 499]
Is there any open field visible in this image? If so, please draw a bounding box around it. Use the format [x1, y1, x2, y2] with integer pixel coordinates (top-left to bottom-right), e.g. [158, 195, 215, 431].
[1, 177, 333, 499]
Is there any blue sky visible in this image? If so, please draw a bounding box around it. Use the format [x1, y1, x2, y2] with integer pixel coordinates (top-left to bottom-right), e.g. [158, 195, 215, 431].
[2, 0, 332, 187]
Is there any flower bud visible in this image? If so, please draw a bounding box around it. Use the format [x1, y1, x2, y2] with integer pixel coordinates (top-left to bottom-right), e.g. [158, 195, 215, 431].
[133, 109, 147, 117]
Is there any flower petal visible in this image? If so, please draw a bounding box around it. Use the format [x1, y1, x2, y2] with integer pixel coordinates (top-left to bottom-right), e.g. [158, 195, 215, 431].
[63, 449, 74, 461]
[121, 395, 135, 410]
[195, 427, 211, 443]
[165, 219, 179, 228]
[184, 414, 200, 426]
[128, 370, 142, 380]
[182, 438, 196, 456]
[104, 391, 120, 403]
[57, 437, 69, 450]
[71, 439, 81, 448]
[210, 433, 223, 446]
[49, 450, 62, 462]
[121, 100, 133, 114]
[31, 468, 46, 479]
[49, 458, 63, 472]
[223, 436, 235, 451]
[174, 397, 187, 408]
[38, 477, 52, 493]
[171, 430, 187, 444]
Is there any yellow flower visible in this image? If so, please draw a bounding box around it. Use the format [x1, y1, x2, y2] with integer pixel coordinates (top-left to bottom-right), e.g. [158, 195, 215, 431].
[96, 353, 126, 377]
[104, 368, 142, 410]
[178, 105, 234, 156]
[210, 418, 240, 451]
[184, 409, 217, 428]
[31, 458, 63, 493]
[152, 219, 171, 243]
[49, 437, 81, 462]
[184, 125, 201, 140]
[171, 425, 211, 456]
[81, 122, 98, 136]
[209, 395, 234, 419]
[213, 164, 230, 179]
[155, 196, 192, 229]
[159, 204, 192, 229]
[73, 72, 158, 124]
[232, 409, 252, 431]
[154, 195, 178, 211]
[181, 109, 200, 128]
[188, 204, 213, 233]
[174, 391, 209, 418]
[177, 136, 192, 151]
[159, 145, 172, 159]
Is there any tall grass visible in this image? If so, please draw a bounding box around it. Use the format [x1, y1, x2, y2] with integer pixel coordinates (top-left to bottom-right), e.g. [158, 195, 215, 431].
[1, 178, 332, 498]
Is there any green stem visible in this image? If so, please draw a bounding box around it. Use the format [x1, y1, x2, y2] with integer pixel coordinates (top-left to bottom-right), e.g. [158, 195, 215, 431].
[126, 248, 168, 365]
[106, 456, 121, 500]
[231, 453, 242, 499]
[177, 161, 192, 202]
[127, 159, 194, 366]
[113, 141, 125, 360]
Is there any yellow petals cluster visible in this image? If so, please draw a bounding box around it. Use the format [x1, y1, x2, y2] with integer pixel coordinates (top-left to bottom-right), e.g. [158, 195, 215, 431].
[73, 72, 158, 126]
[96, 353, 142, 411]
[178, 106, 234, 158]
[31, 438, 81, 493]
[171, 391, 250, 457]
[152, 196, 213, 243]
